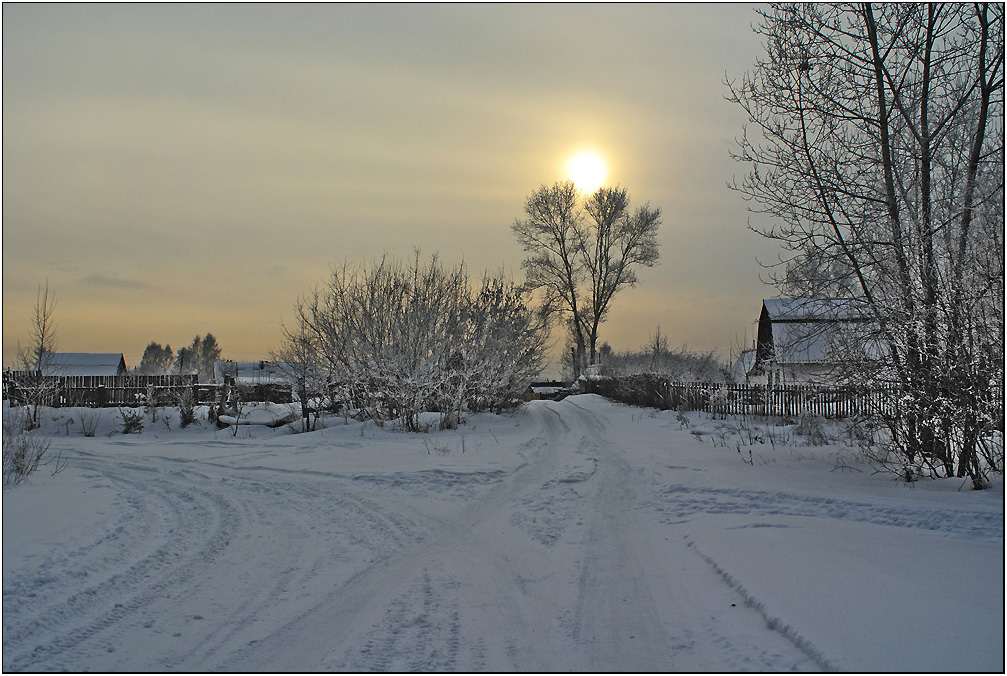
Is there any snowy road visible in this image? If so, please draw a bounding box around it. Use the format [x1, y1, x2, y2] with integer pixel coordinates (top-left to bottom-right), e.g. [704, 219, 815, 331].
[4, 396, 1003, 671]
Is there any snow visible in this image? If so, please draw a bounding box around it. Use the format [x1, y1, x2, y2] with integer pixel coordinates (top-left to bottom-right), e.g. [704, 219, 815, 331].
[217, 402, 298, 427]
[3, 395, 1003, 671]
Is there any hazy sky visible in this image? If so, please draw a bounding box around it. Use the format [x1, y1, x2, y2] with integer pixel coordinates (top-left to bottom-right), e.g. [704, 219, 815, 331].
[3, 2, 781, 372]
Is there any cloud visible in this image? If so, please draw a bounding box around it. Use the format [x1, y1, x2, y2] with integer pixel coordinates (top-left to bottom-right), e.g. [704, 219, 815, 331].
[81, 273, 148, 289]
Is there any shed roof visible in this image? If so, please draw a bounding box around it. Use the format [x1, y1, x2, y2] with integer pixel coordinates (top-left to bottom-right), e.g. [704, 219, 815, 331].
[762, 297, 868, 322]
[39, 353, 127, 376]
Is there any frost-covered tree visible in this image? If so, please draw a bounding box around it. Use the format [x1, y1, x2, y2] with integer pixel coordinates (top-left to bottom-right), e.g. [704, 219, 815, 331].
[601, 327, 726, 382]
[139, 342, 174, 374]
[512, 181, 661, 376]
[728, 3, 1004, 484]
[173, 333, 221, 381]
[272, 324, 326, 432]
[14, 280, 59, 427]
[175, 346, 196, 375]
[198, 333, 221, 381]
[288, 253, 547, 431]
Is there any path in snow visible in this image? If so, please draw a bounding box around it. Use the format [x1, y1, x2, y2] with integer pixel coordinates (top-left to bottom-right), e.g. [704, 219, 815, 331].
[3, 397, 1001, 671]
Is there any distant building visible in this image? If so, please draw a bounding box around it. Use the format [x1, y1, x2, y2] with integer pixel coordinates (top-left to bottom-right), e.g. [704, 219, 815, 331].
[747, 298, 876, 386]
[39, 353, 128, 377]
[212, 360, 296, 385]
[527, 381, 570, 400]
[730, 347, 757, 384]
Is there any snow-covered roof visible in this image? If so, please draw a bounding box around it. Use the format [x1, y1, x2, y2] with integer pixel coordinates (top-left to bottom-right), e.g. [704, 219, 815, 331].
[530, 385, 566, 394]
[213, 361, 298, 384]
[39, 353, 127, 376]
[762, 297, 868, 322]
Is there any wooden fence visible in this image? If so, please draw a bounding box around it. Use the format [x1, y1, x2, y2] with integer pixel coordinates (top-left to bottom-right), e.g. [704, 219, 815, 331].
[2, 372, 295, 408]
[2, 372, 215, 408]
[588, 376, 899, 419]
[4, 370, 996, 423]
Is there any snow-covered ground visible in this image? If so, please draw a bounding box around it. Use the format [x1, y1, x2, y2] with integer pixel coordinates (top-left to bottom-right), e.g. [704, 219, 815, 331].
[3, 395, 1003, 671]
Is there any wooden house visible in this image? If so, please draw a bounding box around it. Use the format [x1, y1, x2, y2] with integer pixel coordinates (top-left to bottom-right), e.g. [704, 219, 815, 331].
[746, 298, 875, 386]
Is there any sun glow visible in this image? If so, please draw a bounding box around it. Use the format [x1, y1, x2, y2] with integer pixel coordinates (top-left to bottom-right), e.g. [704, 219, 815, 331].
[565, 151, 607, 194]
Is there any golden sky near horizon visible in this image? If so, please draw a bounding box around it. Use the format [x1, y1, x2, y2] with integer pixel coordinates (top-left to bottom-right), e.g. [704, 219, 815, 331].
[3, 3, 780, 373]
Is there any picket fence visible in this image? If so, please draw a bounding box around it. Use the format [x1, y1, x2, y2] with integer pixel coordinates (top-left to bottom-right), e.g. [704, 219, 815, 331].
[1, 372, 216, 408]
[587, 377, 899, 419]
[7, 371, 989, 423]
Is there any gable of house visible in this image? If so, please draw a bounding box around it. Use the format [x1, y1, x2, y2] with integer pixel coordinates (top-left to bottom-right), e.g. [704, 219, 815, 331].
[750, 298, 876, 381]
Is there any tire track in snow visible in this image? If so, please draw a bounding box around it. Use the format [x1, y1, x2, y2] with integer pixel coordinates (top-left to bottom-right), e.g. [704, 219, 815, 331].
[330, 568, 466, 672]
[658, 485, 1003, 539]
[4, 458, 241, 671]
[220, 402, 566, 672]
[685, 537, 836, 671]
[559, 397, 823, 672]
[559, 400, 678, 672]
[177, 473, 425, 670]
[5, 449, 433, 672]
[4, 459, 191, 666]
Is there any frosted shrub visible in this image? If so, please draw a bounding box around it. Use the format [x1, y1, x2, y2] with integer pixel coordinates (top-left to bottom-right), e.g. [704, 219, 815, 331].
[842, 416, 876, 447]
[709, 387, 730, 420]
[118, 408, 144, 434]
[675, 407, 690, 429]
[144, 385, 159, 423]
[285, 253, 548, 432]
[175, 388, 197, 428]
[794, 413, 829, 446]
[3, 409, 52, 486]
[75, 408, 100, 437]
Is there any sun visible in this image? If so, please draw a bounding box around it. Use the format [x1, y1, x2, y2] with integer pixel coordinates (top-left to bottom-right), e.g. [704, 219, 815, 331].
[565, 151, 607, 194]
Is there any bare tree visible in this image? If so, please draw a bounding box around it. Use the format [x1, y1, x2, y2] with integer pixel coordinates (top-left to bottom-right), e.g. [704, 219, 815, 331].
[511, 182, 587, 374]
[15, 280, 60, 427]
[512, 181, 661, 376]
[273, 322, 325, 432]
[728, 3, 1004, 485]
[580, 187, 662, 367]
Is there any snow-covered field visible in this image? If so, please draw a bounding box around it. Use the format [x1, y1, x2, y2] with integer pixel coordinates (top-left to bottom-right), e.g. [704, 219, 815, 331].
[3, 395, 1003, 672]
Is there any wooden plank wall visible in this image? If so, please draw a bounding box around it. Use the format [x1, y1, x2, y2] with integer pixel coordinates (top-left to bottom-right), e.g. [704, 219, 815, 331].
[2, 372, 211, 408]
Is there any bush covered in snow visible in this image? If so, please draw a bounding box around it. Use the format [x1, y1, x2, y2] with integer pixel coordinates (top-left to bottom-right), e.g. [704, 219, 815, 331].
[2, 408, 52, 486]
[284, 253, 549, 431]
[118, 408, 145, 434]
